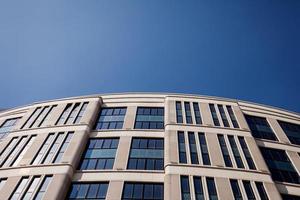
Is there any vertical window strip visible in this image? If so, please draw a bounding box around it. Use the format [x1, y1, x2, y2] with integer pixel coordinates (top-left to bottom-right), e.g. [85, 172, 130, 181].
[193, 177, 204, 200]
[206, 177, 218, 200]
[21, 107, 42, 129]
[193, 102, 202, 125]
[34, 176, 52, 200]
[176, 101, 183, 123]
[74, 102, 88, 124]
[228, 136, 244, 168]
[10, 177, 30, 200]
[217, 135, 233, 167]
[209, 104, 220, 126]
[30, 106, 50, 128]
[178, 132, 187, 163]
[11, 135, 37, 167]
[184, 102, 193, 124]
[188, 132, 199, 164]
[22, 176, 41, 200]
[238, 137, 256, 170]
[180, 176, 191, 200]
[226, 106, 239, 128]
[0, 137, 18, 164]
[198, 133, 211, 165]
[242, 181, 256, 200]
[66, 103, 81, 124]
[56, 104, 72, 125]
[53, 132, 74, 163]
[32, 133, 56, 165]
[0, 178, 7, 191]
[230, 179, 243, 200]
[217, 105, 230, 127]
[255, 182, 269, 200]
[42, 133, 65, 164]
[2, 136, 28, 167]
[38, 105, 57, 127]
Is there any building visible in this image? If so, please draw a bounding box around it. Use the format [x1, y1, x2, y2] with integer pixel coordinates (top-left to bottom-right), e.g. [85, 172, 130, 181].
[0, 93, 299, 200]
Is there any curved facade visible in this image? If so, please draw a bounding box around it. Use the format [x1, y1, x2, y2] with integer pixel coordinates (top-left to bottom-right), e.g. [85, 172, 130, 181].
[0, 93, 299, 200]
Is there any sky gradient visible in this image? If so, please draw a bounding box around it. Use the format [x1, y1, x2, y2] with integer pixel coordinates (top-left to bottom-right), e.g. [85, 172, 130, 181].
[0, 1, 299, 113]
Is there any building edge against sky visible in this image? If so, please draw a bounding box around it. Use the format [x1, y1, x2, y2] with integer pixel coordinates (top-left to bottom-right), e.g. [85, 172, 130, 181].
[0, 93, 299, 200]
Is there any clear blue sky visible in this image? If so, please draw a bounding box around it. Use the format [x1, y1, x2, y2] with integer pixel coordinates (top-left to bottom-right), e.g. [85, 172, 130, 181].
[0, 1, 299, 113]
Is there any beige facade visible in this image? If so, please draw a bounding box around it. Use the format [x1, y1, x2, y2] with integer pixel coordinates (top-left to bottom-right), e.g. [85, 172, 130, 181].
[0, 93, 299, 200]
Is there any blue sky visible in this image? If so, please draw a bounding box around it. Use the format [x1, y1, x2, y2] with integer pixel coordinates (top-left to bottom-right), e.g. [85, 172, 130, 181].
[0, 1, 299, 112]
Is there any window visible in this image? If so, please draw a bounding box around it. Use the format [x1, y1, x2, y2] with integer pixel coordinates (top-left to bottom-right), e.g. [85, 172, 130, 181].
[122, 182, 163, 200]
[0, 178, 7, 191]
[193, 103, 202, 125]
[206, 177, 218, 200]
[66, 103, 81, 124]
[135, 107, 164, 129]
[230, 179, 242, 200]
[79, 138, 119, 170]
[0, 137, 19, 165]
[178, 131, 187, 163]
[260, 147, 300, 184]
[217, 135, 232, 167]
[11, 135, 36, 167]
[10, 177, 30, 200]
[209, 104, 220, 126]
[281, 194, 300, 200]
[68, 182, 108, 200]
[188, 132, 199, 164]
[184, 102, 193, 124]
[32, 132, 74, 165]
[22, 105, 56, 129]
[0, 118, 20, 139]
[226, 106, 239, 128]
[244, 115, 277, 141]
[56, 102, 89, 125]
[94, 107, 126, 130]
[180, 176, 191, 200]
[34, 176, 52, 200]
[176, 101, 183, 123]
[128, 138, 164, 170]
[198, 133, 210, 165]
[74, 102, 88, 124]
[193, 177, 204, 200]
[238, 137, 256, 170]
[217, 105, 230, 127]
[242, 181, 255, 200]
[228, 136, 244, 168]
[56, 104, 72, 125]
[255, 182, 268, 200]
[278, 121, 300, 145]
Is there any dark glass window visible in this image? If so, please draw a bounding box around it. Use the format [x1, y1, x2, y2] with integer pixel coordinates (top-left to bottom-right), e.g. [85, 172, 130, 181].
[260, 147, 300, 184]
[94, 107, 126, 130]
[193, 103, 202, 125]
[206, 177, 218, 200]
[188, 132, 199, 164]
[127, 138, 164, 170]
[278, 121, 300, 145]
[209, 104, 220, 126]
[79, 138, 119, 170]
[230, 179, 242, 200]
[245, 115, 277, 141]
[178, 132, 187, 163]
[242, 181, 255, 200]
[281, 194, 300, 200]
[198, 133, 210, 165]
[238, 137, 256, 170]
[180, 176, 191, 200]
[67, 182, 108, 199]
[193, 177, 204, 200]
[184, 102, 193, 124]
[122, 182, 163, 200]
[217, 105, 230, 127]
[228, 136, 244, 168]
[226, 106, 239, 128]
[135, 107, 164, 129]
[176, 101, 183, 123]
[255, 182, 268, 200]
[217, 135, 233, 167]
[0, 118, 20, 139]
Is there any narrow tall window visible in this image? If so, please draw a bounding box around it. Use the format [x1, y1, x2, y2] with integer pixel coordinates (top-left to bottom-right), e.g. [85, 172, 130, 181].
[31, 105, 56, 128]
[238, 137, 256, 170]
[193, 177, 204, 200]
[32, 134, 56, 165]
[242, 181, 255, 200]
[11, 135, 36, 167]
[198, 133, 210, 165]
[94, 107, 127, 130]
[184, 102, 193, 124]
[228, 136, 244, 168]
[10, 177, 30, 200]
[34, 176, 52, 200]
[217, 105, 230, 127]
[230, 179, 242, 200]
[0, 137, 18, 164]
[79, 138, 119, 170]
[128, 138, 164, 170]
[193, 102, 202, 125]
[53, 132, 74, 163]
[0, 178, 7, 191]
[122, 183, 163, 200]
[178, 131, 187, 163]
[74, 102, 88, 123]
[0, 118, 20, 139]
[255, 182, 269, 200]
[188, 132, 199, 164]
[22, 176, 41, 199]
[42, 133, 65, 164]
[56, 104, 72, 125]
[226, 106, 239, 128]
[181, 176, 191, 200]
[22, 107, 43, 129]
[38, 105, 57, 127]
[135, 107, 164, 129]
[278, 120, 300, 145]
[66, 103, 81, 124]
[206, 177, 218, 200]
[209, 104, 220, 126]
[217, 135, 232, 167]
[68, 182, 109, 200]
[176, 101, 183, 123]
